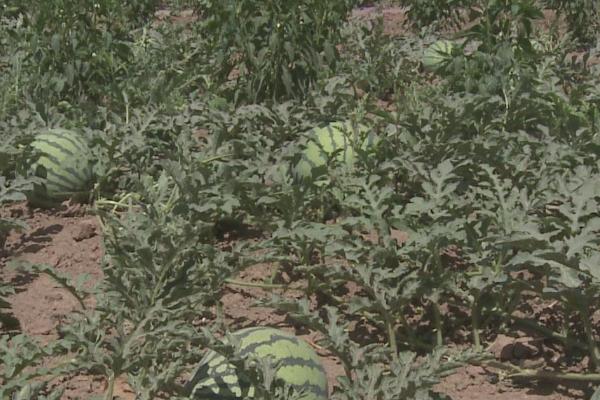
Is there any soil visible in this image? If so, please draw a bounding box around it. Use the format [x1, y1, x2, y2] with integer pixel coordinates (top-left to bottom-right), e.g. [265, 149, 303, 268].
[0, 204, 592, 399]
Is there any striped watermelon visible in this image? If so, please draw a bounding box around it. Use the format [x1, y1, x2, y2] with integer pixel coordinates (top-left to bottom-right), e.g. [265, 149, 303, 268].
[422, 40, 454, 71]
[186, 327, 328, 400]
[294, 121, 375, 181]
[28, 128, 94, 207]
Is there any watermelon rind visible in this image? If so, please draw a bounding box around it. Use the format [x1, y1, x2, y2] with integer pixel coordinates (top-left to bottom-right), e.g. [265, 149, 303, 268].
[27, 128, 94, 207]
[186, 327, 328, 400]
[293, 121, 376, 181]
[422, 40, 454, 71]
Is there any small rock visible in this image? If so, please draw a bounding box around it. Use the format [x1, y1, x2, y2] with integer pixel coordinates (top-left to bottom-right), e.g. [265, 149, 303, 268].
[512, 339, 539, 359]
[9, 205, 25, 218]
[73, 221, 97, 241]
[489, 334, 516, 360]
[44, 294, 63, 301]
[489, 334, 540, 361]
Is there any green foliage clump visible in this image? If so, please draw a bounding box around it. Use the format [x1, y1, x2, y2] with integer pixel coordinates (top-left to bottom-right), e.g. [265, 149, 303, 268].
[543, 0, 600, 44]
[401, 0, 478, 28]
[196, 0, 359, 102]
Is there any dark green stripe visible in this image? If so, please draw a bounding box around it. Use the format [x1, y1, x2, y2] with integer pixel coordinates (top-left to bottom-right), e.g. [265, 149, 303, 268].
[33, 133, 90, 169]
[235, 327, 296, 343]
[239, 335, 302, 356]
[232, 326, 271, 340]
[286, 382, 327, 398]
[303, 156, 325, 168]
[304, 150, 325, 163]
[276, 356, 325, 371]
[44, 177, 78, 193]
[34, 164, 79, 191]
[58, 165, 91, 185]
[46, 171, 85, 191]
[327, 126, 340, 153]
[34, 146, 91, 187]
[199, 381, 326, 399]
[36, 159, 86, 189]
[201, 351, 224, 368]
[42, 130, 89, 154]
[186, 328, 327, 399]
[233, 326, 289, 341]
[191, 387, 246, 400]
[201, 355, 324, 378]
[296, 382, 327, 398]
[191, 375, 252, 398]
[197, 379, 250, 391]
[34, 137, 78, 158]
[192, 376, 326, 400]
[184, 362, 210, 393]
[45, 157, 91, 185]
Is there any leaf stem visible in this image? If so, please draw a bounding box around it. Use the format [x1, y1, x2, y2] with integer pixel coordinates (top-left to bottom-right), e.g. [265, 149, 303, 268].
[509, 314, 588, 352]
[581, 307, 600, 371]
[225, 278, 289, 290]
[397, 308, 431, 351]
[508, 369, 600, 382]
[200, 153, 234, 164]
[432, 301, 443, 347]
[384, 311, 398, 358]
[471, 295, 481, 351]
[104, 371, 115, 400]
[482, 360, 600, 382]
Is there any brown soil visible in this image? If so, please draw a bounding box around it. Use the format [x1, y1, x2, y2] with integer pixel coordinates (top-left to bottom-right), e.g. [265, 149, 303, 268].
[352, 5, 409, 36]
[1, 203, 102, 342]
[0, 205, 591, 399]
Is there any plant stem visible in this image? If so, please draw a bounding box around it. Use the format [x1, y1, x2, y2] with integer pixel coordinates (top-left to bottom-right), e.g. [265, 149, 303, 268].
[384, 312, 398, 358]
[104, 371, 115, 400]
[479, 360, 600, 382]
[471, 295, 481, 351]
[482, 306, 588, 352]
[508, 369, 600, 382]
[95, 195, 138, 212]
[432, 301, 443, 347]
[509, 314, 588, 352]
[225, 278, 289, 290]
[396, 308, 430, 350]
[581, 307, 600, 371]
[200, 153, 234, 164]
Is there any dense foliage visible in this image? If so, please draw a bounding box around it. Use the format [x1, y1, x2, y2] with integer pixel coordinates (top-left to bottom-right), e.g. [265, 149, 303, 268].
[1, 0, 600, 399]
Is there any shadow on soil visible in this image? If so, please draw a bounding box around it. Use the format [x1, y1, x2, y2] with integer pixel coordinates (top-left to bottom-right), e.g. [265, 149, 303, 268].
[9, 223, 63, 257]
[0, 311, 21, 332]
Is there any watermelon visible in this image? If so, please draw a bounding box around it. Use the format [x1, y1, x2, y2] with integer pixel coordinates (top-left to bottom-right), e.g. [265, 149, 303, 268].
[27, 128, 94, 207]
[186, 327, 328, 400]
[294, 121, 375, 181]
[422, 40, 454, 71]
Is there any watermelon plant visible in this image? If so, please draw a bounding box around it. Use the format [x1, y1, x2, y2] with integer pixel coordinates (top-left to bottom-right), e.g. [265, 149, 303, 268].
[401, 0, 478, 28]
[543, 0, 600, 43]
[196, 0, 358, 102]
[337, 17, 423, 98]
[0, 176, 31, 249]
[0, 332, 72, 400]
